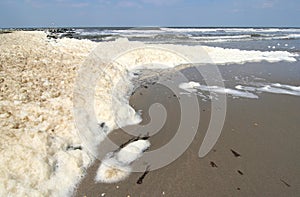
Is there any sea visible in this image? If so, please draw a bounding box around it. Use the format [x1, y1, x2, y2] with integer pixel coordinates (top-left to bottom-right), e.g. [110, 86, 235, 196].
[41, 27, 300, 54]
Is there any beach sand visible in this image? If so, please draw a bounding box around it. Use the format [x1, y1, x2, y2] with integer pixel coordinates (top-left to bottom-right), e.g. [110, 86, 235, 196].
[75, 62, 300, 197]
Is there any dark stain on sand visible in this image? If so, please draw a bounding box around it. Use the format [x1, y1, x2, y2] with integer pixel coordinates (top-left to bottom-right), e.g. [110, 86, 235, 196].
[210, 161, 218, 168]
[280, 179, 291, 187]
[237, 170, 244, 175]
[230, 149, 241, 157]
[136, 166, 150, 185]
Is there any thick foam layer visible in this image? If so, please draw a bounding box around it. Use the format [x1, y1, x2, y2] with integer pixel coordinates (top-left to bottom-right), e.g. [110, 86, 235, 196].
[0, 31, 97, 197]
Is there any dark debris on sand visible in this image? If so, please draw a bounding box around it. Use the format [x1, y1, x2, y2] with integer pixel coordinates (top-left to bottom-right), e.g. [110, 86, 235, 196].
[280, 179, 291, 187]
[230, 149, 241, 157]
[237, 170, 244, 175]
[136, 166, 150, 184]
[210, 161, 218, 168]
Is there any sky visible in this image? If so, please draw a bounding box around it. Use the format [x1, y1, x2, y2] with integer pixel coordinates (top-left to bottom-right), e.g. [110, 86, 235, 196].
[0, 0, 299, 28]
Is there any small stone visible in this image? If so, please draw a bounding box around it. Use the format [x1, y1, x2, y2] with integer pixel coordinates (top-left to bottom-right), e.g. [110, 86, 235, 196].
[162, 191, 165, 195]
[116, 185, 119, 189]
[101, 193, 106, 197]
[254, 123, 258, 126]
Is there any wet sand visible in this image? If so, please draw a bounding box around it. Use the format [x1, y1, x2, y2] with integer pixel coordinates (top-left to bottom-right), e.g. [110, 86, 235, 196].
[75, 62, 300, 197]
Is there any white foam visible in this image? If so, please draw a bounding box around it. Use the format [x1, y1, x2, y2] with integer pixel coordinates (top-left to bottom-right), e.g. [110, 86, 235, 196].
[95, 140, 150, 183]
[116, 140, 150, 165]
[258, 85, 300, 96]
[95, 156, 132, 183]
[272, 83, 300, 91]
[200, 46, 298, 63]
[236, 83, 300, 96]
[180, 82, 259, 99]
[178, 81, 201, 89]
[0, 31, 97, 197]
[181, 81, 300, 100]
[190, 35, 253, 43]
[161, 27, 300, 34]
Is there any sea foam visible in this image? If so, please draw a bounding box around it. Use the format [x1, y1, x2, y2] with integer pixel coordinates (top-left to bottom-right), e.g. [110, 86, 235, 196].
[95, 140, 150, 183]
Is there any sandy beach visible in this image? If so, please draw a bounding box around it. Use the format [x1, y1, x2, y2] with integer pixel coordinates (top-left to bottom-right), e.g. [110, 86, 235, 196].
[1, 31, 299, 197]
[74, 62, 300, 197]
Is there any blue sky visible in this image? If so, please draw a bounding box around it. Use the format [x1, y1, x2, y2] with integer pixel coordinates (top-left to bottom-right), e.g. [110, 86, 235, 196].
[0, 0, 299, 27]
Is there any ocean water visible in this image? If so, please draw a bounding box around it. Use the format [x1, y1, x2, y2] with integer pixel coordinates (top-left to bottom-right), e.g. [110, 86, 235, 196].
[53, 27, 300, 53]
